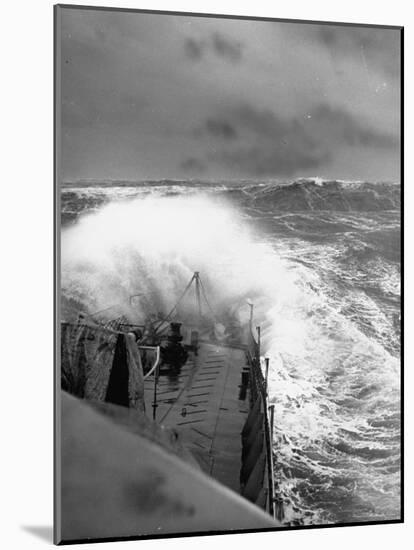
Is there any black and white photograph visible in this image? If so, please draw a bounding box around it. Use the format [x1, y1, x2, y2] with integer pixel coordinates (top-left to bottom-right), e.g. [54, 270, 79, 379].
[55, 4, 402, 544]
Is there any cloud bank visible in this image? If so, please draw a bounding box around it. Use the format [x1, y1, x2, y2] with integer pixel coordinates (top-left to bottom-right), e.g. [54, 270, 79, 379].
[59, 8, 401, 182]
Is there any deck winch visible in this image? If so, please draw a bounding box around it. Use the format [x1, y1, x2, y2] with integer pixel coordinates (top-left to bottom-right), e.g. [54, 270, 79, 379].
[160, 322, 188, 367]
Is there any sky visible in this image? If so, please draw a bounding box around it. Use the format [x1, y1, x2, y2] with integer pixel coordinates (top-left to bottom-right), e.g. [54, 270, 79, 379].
[59, 7, 401, 182]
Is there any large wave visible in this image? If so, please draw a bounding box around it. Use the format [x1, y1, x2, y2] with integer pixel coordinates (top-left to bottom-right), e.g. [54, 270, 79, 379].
[61, 179, 400, 226]
[246, 179, 400, 212]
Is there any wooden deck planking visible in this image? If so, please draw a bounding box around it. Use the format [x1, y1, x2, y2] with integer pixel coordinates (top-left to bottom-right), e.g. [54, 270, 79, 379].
[143, 343, 249, 494]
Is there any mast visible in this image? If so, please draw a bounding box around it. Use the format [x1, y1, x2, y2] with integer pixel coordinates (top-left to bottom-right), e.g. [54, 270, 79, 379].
[149, 271, 209, 334]
[194, 271, 203, 320]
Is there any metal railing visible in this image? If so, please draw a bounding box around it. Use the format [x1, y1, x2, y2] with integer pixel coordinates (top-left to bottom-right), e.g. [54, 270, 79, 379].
[140, 346, 161, 380]
[138, 345, 161, 421]
[244, 324, 276, 519]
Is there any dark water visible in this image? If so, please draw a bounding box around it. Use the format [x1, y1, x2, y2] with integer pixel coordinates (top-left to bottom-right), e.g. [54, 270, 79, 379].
[61, 178, 401, 525]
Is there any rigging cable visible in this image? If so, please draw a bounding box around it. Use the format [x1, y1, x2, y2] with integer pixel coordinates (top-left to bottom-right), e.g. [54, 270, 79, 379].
[153, 273, 196, 333]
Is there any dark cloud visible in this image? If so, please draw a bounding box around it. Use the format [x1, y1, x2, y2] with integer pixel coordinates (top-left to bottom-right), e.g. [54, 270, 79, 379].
[212, 33, 243, 62]
[314, 25, 400, 78]
[184, 33, 243, 63]
[204, 119, 238, 140]
[184, 38, 205, 61]
[311, 104, 398, 148]
[205, 105, 324, 176]
[227, 103, 397, 149]
[230, 105, 296, 140]
[206, 102, 398, 176]
[180, 157, 207, 173]
[214, 145, 328, 177]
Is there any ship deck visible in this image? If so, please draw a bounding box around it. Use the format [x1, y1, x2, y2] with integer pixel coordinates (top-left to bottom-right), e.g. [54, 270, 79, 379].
[144, 342, 250, 493]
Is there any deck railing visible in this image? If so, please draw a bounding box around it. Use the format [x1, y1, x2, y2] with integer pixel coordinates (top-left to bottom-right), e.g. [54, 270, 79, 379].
[241, 325, 276, 518]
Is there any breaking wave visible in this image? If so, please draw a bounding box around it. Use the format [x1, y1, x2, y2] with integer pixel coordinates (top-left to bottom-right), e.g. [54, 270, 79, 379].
[61, 195, 294, 323]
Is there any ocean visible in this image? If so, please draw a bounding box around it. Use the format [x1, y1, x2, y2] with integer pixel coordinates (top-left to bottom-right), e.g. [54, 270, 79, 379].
[60, 178, 401, 526]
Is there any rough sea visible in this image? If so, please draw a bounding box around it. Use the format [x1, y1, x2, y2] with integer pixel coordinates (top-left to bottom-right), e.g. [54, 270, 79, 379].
[60, 178, 401, 526]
